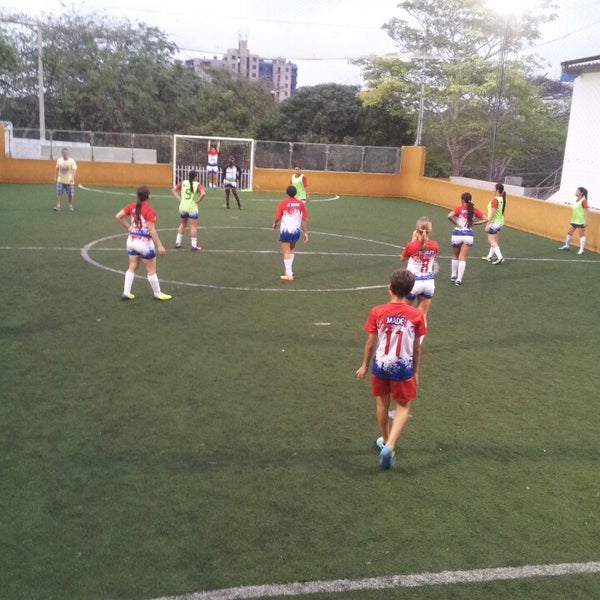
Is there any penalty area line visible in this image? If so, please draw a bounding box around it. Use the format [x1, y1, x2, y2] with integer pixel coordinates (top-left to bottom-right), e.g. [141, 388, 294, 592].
[148, 561, 600, 600]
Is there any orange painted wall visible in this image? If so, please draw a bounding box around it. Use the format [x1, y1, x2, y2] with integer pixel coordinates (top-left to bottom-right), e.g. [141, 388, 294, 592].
[1, 126, 596, 251]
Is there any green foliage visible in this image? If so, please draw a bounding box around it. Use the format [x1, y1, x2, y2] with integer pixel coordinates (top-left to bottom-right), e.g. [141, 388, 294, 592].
[356, 0, 566, 181]
[257, 83, 412, 146]
[258, 83, 363, 143]
[0, 2, 570, 176]
[192, 70, 276, 138]
[0, 29, 18, 87]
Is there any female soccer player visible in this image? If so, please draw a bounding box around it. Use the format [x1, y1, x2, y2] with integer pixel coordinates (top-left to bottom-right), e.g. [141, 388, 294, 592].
[290, 165, 310, 202]
[222, 156, 242, 209]
[272, 185, 308, 281]
[559, 186, 589, 255]
[171, 170, 205, 251]
[482, 182, 507, 264]
[115, 186, 171, 301]
[400, 216, 439, 331]
[447, 192, 487, 286]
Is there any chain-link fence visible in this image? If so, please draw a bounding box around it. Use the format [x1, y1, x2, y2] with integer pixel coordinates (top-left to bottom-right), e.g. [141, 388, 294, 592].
[5, 128, 402, 174]
[254, 140, 400, 173]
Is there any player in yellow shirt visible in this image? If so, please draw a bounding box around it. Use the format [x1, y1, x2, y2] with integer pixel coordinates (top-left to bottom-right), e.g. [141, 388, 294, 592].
[54, 147, 77, 211]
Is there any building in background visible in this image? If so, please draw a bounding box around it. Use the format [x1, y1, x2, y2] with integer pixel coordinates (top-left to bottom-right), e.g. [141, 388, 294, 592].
[185, 38, 297, 103]
[548, 54, 600, 209]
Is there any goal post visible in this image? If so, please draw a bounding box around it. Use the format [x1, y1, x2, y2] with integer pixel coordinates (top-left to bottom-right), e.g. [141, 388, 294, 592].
[172, 135, 255, 191]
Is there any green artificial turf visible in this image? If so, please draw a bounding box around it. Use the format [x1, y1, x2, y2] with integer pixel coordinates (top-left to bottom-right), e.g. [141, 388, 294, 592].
[1, 183, 598, 599]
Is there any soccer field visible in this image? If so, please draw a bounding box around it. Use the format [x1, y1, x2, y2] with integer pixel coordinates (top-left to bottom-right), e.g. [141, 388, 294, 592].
[1, 184, 599, 600]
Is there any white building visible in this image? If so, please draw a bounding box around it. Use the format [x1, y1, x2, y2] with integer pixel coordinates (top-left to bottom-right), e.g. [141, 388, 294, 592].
[185, 39, 297, 103]
[548, 55, 600, 209]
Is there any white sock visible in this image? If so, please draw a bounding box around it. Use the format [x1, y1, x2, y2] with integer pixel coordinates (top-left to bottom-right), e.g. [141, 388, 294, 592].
[494, 247, 503, 260]
[283, 258, 293, 276]
[123, 271, 135, 295]
[580, 236, 586, 250]
[565, 234, 572, 246]
[457, 260, 466, 281]
[147, 273, 161, 294]
[451, 259, 458, 278]
[487, 248, 494, 258]
[176, 233, 183, 246]
[191, 237, 198, 248]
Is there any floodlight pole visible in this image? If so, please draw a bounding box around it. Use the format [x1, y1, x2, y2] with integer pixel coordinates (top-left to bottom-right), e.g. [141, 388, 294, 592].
[415, 58, 426, 146]
[488, 17, 510, 182]
[36, 24, 45, 141]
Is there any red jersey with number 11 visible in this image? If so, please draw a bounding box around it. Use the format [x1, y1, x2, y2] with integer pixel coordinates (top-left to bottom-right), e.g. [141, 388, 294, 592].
[363, 301, 426, 381]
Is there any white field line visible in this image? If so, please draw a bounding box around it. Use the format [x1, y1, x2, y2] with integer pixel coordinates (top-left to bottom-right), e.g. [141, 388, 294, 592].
[1, 244, 595, 263]
[149, 561, 600, 600]
[77, 184, 340, 202]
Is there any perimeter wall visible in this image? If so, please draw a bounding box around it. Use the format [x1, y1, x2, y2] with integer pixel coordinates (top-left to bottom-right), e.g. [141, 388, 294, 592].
[0, 125, 597, 252]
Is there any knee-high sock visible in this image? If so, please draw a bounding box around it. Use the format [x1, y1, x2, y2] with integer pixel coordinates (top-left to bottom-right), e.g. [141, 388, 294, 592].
[124, 271, 135, 295]
[147, 273, 161, 294]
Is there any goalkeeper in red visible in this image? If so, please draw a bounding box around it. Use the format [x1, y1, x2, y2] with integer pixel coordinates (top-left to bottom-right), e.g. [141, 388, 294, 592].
[356, 269, 426, 469]
[272, 185, 308, 281]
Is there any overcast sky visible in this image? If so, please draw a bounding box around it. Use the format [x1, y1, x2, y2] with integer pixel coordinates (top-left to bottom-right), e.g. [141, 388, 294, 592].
[1, 0, 599, 87]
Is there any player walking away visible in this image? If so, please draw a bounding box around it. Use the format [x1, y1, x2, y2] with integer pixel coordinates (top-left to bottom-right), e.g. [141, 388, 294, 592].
[482, 182, 507, 265]
[559, 186, 589, 255]
[400, 216, 439, 344]
[222, 156, 242, 209]
[115, 185, 172, 301]
[356, 269, 426, 470]
[447, 192, 487, 286]
[54, 147, 77, 211]
[272, 185, 308, 281]
[171, 170, 205, 251]
[290, 165, 310, 202]
[206, 141, 220, 189]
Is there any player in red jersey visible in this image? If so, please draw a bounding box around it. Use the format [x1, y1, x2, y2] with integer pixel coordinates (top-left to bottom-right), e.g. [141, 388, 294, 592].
[272, 185, 308, 281]
[115, 186, 171, 301]
[447, 192, 487, 286]
[400, 216, 439, 338]
[356, 269, 426, 469]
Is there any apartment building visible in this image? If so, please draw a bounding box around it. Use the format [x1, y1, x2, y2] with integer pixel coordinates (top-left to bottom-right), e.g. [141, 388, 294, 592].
[185, 39, 298, 103]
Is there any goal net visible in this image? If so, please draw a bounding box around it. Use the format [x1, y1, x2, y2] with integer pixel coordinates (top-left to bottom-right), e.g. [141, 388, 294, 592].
[172, 135, 255, 190]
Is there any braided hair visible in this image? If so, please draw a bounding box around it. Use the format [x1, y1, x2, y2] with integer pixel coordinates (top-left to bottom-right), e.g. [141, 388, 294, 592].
[461, 192, 474, 227]
[134, 186, 151, 229]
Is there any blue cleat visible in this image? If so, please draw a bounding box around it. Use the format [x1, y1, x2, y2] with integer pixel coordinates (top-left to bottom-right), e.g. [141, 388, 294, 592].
[379, 446, 395, 469]
[376, 436, 384, 450]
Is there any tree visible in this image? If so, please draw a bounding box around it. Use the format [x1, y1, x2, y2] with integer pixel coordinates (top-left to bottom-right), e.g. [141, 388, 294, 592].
[0, 28, 18, 93]
[257, 84, 363, 143]
[355, 0, 560, 180]
[0, 11, 206, 133]
[191, 69, 277, 138]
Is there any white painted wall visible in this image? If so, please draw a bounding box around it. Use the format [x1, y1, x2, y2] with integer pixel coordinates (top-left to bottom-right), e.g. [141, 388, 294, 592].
[548, 71, 600, 210]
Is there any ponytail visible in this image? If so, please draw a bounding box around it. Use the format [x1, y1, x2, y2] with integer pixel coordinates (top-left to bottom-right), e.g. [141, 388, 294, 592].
[415, 216, 432, 252]
[461, 192, 474, 227]
[188, 169, 198, 189]
[495, 182, 507, 215]
[134, 186, 151, 229]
